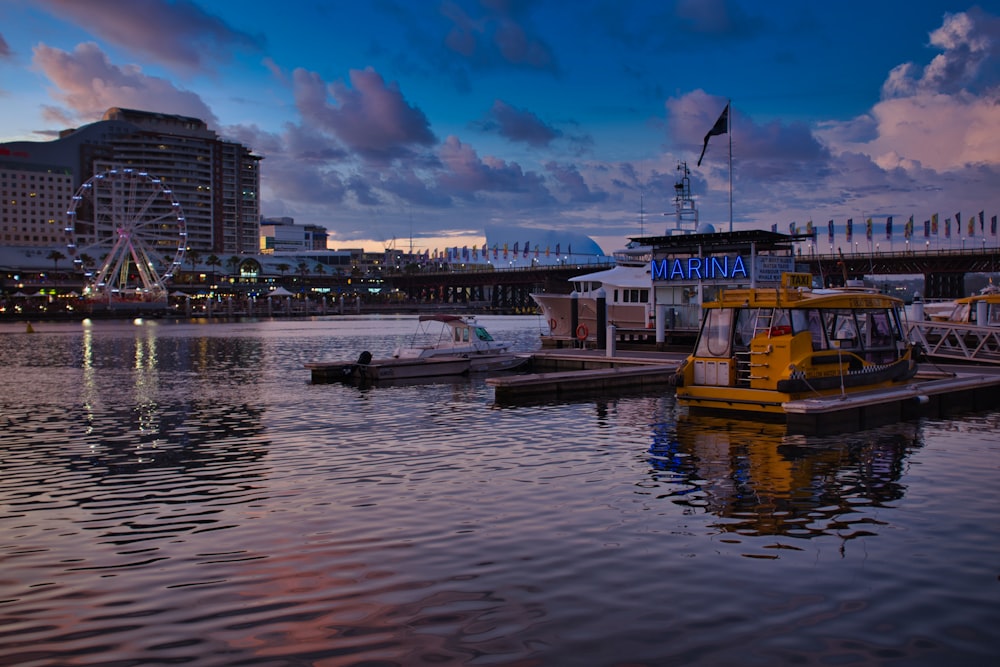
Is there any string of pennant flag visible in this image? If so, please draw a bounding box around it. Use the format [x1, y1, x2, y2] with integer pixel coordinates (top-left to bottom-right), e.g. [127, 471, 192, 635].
[415, 242, 574, 263]
[779, 212, 1000, 242]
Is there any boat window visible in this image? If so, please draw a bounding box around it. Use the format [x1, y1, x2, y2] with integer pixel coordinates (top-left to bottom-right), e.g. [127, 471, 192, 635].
[613, 288, 619, 303]
[733, 308, 756, 349]
[826, 309, 860, 347]
[951, 303, 970, 323]
[474, 327, 493, 341]
[802, 309, 827, 350]
[989, 305, 1000, 326]
[770, 309, 791, 332]
[617, 289, 648, 303]
[695, 308, 733, 357]
[859, 309, 894, 347]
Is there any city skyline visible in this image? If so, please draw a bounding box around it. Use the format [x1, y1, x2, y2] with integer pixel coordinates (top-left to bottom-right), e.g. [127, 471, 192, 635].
[2, 0, 999, 254]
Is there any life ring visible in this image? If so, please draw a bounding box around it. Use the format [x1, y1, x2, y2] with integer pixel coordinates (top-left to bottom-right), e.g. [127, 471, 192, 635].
[575, 324, 589, 340]
[548, 318, 558, 331]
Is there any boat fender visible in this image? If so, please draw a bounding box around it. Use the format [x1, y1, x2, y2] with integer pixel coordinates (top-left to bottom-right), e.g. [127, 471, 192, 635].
[548, 318, 558, 331]
[357, 350, 373, 365]
[575, 324, 589, 340]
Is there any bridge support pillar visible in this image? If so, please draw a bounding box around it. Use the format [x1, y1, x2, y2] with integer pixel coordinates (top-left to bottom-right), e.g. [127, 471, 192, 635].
[925, 273, 965, 299]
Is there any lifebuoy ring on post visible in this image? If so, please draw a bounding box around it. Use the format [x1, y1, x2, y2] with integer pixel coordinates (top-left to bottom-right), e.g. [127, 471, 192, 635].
[548, 318, 558, 331]
[575, 324, 589, 340]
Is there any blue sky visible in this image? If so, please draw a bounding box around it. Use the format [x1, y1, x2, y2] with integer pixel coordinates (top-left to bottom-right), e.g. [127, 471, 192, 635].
[1, 0, 998, 254]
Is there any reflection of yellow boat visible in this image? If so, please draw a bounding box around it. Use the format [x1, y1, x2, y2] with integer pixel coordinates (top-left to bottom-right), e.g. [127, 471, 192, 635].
[647, 414, 917, 541]
[673, 277, 918, 415]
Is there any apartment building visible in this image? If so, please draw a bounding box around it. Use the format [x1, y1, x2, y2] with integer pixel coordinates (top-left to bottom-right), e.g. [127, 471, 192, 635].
[0, 162, 74, 247]
[0, 107, 261, 256]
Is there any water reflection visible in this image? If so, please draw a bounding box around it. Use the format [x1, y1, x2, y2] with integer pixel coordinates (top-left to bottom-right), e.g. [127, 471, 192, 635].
[646, 414, 921, 542]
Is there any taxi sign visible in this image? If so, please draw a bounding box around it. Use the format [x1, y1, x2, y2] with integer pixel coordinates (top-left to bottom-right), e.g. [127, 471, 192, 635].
[781, 272, 812, 288]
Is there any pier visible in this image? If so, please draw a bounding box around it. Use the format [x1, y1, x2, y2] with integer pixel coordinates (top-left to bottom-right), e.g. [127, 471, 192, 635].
[488, 348, 1000, 434]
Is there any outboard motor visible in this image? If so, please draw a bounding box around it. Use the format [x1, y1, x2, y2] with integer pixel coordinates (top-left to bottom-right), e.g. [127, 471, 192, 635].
[357, 350, 373, 365]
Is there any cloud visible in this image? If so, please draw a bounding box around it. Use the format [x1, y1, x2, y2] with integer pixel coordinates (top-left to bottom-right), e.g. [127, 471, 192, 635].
[823, 9, 1000, 173]
[441, 0, 558, 72]
[437, 135, 552, 203]
[481, 99, 562, 147]
[32, 42, 218, 126]
[883, 9, 1000, 97]
[674, 0, 766, 38]
[545, 162, 608, 203]
[292, 67, 437, 162]
[34, 0, 264, 73]
[0, 33, 11, 59]
[378, 165, 453, 208]
[666, 90, 826, 168]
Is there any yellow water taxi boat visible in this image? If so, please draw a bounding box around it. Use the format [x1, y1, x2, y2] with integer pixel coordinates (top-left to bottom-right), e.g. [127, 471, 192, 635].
[927, 284, 1000, 326]
[673, 275, 919, 415]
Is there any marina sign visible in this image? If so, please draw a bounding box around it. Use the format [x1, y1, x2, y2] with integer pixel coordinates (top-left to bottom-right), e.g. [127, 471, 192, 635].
[650, 254, 749, 282]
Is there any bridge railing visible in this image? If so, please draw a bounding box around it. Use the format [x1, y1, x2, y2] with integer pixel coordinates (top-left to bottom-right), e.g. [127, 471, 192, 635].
[906, 320, 1000, 364]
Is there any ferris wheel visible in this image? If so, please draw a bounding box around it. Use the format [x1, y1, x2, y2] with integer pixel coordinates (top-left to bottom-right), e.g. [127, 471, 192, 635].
[65, 167, 187, 301]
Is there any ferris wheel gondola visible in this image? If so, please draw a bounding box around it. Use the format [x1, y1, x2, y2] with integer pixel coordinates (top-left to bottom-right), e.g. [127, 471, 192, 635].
[65, 167, 187, 301]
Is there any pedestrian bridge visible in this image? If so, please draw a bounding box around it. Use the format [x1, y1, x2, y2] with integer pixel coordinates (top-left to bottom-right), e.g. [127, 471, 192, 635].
[907, 320, 1000, 365]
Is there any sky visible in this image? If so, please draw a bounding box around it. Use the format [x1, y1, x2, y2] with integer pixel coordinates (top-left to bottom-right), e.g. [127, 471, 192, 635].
[2, 0, 999, 255]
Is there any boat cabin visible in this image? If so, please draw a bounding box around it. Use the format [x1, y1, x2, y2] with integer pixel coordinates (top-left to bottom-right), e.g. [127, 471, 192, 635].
[674, 275, 918, 414]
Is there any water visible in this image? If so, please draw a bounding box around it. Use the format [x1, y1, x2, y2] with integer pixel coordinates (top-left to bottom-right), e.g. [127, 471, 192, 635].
[1, 315, 997, 666]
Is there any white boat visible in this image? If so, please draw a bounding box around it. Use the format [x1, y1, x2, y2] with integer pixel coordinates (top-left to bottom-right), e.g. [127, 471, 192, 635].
[392, 314, 526, 372]
[530, 259, 654, 340]
[306, 351, 471, 383]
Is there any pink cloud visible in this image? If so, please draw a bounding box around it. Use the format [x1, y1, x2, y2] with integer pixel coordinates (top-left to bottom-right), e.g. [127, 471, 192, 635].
[34, 0, 264, 73]
[437, 135, 551, 202]
[545, 162, 608, 203]
[33, 42, 218, 126]
[293, 67, 436, 161]
[829, 10, 1000, 173]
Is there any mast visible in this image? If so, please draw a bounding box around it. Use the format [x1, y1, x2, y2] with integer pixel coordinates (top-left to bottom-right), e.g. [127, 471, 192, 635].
[727, 99, 733, 233]
[671, 162, 699, 235]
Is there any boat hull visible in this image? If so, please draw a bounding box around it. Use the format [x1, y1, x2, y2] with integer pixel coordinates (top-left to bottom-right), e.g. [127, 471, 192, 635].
[676, 361, 918, 416]
[305, 356, 470, 383]
[530, 292, 649, 338]
[466, 353, 528, 372]
[357, 356, 471, 381]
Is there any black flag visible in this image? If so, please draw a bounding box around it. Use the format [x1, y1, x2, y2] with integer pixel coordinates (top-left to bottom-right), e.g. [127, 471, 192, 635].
[697, 103, 729, 166]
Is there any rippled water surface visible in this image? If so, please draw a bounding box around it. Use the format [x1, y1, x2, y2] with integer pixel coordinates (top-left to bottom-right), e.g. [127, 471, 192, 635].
[1, 315, 998, 666]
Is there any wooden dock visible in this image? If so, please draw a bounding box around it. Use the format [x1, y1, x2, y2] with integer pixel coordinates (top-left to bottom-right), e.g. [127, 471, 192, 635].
[783, 367, 1000, 434]
[488, 350, 684, 402]
[489, 351, 1000, 433]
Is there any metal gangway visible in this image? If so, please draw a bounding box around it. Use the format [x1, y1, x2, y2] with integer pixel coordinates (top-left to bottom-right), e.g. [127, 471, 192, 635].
[906, 320, 1000, 365]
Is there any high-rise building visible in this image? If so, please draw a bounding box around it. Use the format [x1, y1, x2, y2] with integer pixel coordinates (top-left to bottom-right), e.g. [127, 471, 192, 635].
[0, 161, 74, 247]
[0, 107, 262, 255]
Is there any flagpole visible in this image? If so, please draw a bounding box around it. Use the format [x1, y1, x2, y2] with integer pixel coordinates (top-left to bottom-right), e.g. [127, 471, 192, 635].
[728, 99, 733, 233]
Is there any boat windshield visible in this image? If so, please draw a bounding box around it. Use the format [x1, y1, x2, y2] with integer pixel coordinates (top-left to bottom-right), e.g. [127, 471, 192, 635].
[473, 327, 494, 341]
[695, 308, 734, 357]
